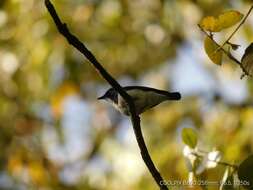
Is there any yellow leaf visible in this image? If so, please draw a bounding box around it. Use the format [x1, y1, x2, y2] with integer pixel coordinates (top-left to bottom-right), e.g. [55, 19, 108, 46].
[51, 82, 79, 118]
[8, 155, 23, 174]
[217, 10, 243, 30]
[29, 161, 46, 185]
[204, 37, 223, 65]
[199, 10, 243, 32]
[199, 16, 220, 32]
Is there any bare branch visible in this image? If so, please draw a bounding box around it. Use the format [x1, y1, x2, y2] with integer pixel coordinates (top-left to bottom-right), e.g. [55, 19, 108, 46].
[44, 0, 168, 189]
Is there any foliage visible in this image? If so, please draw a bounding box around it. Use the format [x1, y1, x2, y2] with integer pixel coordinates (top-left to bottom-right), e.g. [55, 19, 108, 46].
[241, 43, 253, 76]
[181, 127, 198, 149]
[204, 36, 223, 65]
[199, 5, 253, 77]
[199, 10, 243, 32]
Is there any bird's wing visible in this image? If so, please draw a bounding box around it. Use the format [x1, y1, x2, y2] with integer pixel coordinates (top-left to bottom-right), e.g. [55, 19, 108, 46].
[126, 89, 168, 113]
[124, 86, 181, 100]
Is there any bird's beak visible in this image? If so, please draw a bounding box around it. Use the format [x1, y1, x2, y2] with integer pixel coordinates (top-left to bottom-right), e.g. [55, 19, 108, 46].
[97, 95, 105, 100]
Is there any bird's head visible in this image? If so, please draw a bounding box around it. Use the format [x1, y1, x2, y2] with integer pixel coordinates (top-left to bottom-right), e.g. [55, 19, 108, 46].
[97, 88, 118, 103]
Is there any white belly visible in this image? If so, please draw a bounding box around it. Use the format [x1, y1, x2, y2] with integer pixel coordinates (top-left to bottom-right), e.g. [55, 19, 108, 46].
[116, 90, 168, 115]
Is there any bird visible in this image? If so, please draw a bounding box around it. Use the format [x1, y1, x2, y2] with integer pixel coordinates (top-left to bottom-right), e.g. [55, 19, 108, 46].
[98, 86, 181, 116]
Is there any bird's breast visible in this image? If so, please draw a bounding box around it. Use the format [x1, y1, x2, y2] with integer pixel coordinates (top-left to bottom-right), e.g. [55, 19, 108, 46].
[116, 90, 168, 115]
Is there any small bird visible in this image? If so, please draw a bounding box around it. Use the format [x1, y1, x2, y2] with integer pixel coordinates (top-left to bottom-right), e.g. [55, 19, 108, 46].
[98, 86, 181, 115]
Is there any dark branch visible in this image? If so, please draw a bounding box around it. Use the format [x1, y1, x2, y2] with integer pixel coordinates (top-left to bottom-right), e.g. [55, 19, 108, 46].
[44, 0, 168, 189]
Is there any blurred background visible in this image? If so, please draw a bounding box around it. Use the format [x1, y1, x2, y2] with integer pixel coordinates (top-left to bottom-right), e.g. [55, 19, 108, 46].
[0, 0, 253, 189]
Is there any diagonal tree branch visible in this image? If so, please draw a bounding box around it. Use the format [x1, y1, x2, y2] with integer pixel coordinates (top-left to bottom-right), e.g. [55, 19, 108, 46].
[44, 0, 168, 189]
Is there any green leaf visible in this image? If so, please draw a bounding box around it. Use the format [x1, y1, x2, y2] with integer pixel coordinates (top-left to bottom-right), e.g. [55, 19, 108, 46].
[238, 155, 253, 189]
[199, 10, 243, 32]
[241, 43, 253, 76]
[181, 128, 198, 149]
[204, 37, 223, 65]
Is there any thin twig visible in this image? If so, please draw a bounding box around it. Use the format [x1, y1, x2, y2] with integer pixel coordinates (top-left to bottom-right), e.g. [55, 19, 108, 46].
[44, 0, 168, 189]
[214, 160, 238, 169]
[220, 5, 253, 49]
[191, 153, 238, 169]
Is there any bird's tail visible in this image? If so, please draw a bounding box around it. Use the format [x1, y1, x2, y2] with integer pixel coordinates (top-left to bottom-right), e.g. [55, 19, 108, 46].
[166, 92, 181, 100]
